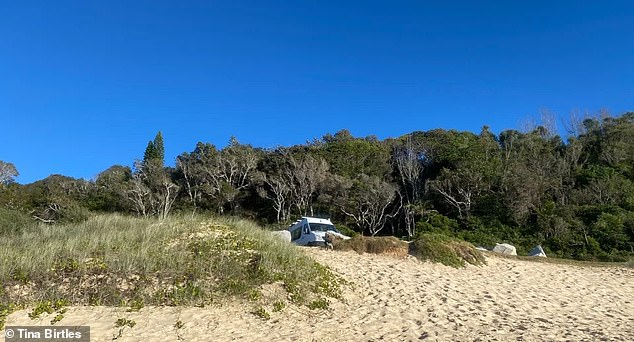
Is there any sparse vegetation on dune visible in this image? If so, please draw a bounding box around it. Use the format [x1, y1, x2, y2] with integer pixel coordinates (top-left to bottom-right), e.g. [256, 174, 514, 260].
[331, 235, 409, 258]
[331, 233, 485, 268]
[0, 214, 343, 328]
[410, 233, 486, 268]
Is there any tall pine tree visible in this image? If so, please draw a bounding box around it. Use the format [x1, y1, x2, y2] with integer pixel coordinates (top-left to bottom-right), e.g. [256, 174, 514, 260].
[143, 131, 165, 167]
[154, 131, 165, 166]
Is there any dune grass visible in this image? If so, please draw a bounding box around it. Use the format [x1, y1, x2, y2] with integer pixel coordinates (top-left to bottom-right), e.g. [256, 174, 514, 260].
[0, 214, 343, 327]
[331, 235, 409, 258]
[331, 233, 485, 268]
[410, 233, 486, 268]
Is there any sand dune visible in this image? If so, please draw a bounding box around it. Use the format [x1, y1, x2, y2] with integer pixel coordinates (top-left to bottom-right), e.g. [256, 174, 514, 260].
[3, 248, 634, 341]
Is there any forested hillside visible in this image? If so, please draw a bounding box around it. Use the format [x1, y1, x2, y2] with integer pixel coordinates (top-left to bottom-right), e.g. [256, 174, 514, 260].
[2, 113, 634, 261]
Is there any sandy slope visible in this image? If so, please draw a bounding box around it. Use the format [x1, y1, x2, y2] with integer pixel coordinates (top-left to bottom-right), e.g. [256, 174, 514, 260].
[3, 249, 634, 341]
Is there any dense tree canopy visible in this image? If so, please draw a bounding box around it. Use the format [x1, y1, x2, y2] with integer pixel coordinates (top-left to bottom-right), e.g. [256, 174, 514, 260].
[2, 113, 634, 261]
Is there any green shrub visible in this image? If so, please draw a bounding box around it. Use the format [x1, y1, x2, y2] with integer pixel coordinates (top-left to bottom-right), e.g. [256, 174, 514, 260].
[0, 208, 32, 235]
[28, 299, 68, 320]
[0, 303, 19, 330]
[58, 203, 91, 224]
[113, 317, 136, 340]
[592, 212, 630, 252]
[459, 217, 521, 249]
[336, 224, 358, 238]
[410, 233, 485, 268]
[332, 235, 408, 257]
[252, 306, 270, 320]
[272, 301, 285, 312]
[416, 212, 459, 235]
[308, 297, 330, 310]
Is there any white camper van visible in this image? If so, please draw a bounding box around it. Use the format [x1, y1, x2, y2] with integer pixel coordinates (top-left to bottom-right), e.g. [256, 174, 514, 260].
[288, 217, 350, 246]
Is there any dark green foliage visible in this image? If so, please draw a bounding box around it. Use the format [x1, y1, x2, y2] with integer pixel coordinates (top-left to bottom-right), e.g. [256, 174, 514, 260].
[591, 212, 631, 252]
[144, 131, 165, 167]
[416, 212, 460, 235]
[144, 141, 158, 165]
[319, 130, 391, 178]
[154, 131, 165, 164]
[0, 175, 92, 224]
[91, 165, 132, 212]
[5, 112, 634, 262]
[335, 224, 358, 238]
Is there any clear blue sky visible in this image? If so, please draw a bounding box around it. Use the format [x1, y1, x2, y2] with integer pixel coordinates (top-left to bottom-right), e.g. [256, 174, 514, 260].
[2, 1, 633, 184]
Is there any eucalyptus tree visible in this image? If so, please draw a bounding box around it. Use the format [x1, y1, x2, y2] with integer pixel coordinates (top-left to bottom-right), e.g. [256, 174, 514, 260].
[216, 137, 261, 212]
[336, 174, 398, 236]
[319, 129, 391, 179]
[392, 134, 426, 237]
[25, 174, 93, 223]
[129, 131, 179, 219]
[425, 129, 501, 219]
[255, 147, 330, 222]
[176, 138, 261, 214]
[498, 128, 567, 224]
[0, 161, 18, 186]
[93, 165, 132, 212]
[175, 142, 222, 212]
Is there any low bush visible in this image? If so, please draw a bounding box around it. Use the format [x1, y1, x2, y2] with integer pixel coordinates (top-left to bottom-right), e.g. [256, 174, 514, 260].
[335, 224, 358, 238]
[332, 235, 409, 257]
[0, 208, 32, 235]
[410, 233, 486, 268]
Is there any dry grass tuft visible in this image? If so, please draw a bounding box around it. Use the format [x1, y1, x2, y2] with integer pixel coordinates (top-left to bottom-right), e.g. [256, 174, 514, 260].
[410, 233, 486, 268]
[332, 235, 409, 258]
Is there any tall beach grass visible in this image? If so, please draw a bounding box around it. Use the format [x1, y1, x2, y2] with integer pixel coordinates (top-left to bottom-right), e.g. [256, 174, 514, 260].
[0, 214, 343, 326]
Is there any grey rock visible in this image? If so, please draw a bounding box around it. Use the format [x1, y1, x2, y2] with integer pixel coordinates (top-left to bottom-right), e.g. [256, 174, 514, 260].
[492, 243, 517, 256]
[271, 230, 291, 243]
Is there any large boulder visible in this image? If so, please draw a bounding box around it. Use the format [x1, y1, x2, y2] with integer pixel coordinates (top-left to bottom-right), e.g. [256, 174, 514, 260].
[528, 245, 547, 258]
[271, 230, 291, 243]
[492, 243, 517, 256]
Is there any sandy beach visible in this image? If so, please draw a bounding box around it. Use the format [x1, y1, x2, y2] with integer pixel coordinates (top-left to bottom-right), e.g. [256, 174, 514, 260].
[3, 248, 633, 341]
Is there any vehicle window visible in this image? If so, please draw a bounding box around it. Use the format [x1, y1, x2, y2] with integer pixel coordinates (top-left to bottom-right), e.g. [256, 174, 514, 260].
[291, 227, 301, 241]
[303, 224, 309, 234]
[308, 223, 337, 232]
